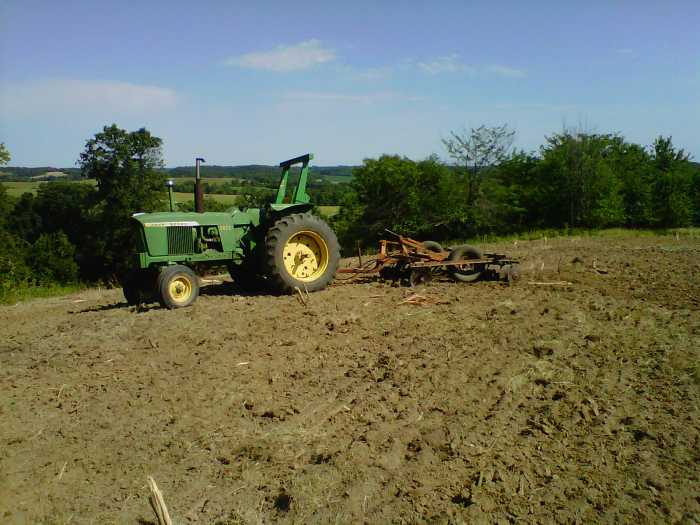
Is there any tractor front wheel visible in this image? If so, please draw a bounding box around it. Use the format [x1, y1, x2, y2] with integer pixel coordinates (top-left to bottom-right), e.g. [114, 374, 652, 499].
[157, 265, 200, 308]
[265, 213, 340, 293]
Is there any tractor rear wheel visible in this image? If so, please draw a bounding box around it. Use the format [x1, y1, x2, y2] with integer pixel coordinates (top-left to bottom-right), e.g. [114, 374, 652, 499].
[157, 265, 200, 308]
[228, 263, 266, 293]
[121, 271, 143, 305]
[265, 213, 340, 293]
[447, 244, 483, 283]
[121, 270, 157, 305]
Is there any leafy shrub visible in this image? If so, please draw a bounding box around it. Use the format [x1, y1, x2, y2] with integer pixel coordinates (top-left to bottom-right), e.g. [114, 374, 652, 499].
[28, 232, 79, 284]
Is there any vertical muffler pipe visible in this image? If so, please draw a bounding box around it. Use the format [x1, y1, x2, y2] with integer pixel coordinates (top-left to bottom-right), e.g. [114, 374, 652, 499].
[166, 179, 175, 211]
[195, 157, 205, 213]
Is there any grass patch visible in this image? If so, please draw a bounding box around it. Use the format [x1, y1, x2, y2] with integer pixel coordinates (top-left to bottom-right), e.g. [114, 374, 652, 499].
[172, 192, 239, 205]
[2, 181, 43, 196]
[318, 205, 340, 217]
[459, 227, 700, 245]
[0, 282, 87, 305]
[1, 180, 96, 197]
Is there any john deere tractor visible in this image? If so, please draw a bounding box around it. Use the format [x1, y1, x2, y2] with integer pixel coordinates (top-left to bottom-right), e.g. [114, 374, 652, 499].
[122, 153, 340, 308]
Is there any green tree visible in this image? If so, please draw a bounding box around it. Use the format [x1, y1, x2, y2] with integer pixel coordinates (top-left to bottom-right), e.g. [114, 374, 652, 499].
[442, 124, 515, 207]
[649, 136, 695, 227]
[33, 182, 99, 276]
[0, 229, 31, 298]
[538, 131, 626, 228]
[333, 155, 466, 249]
[34, 182, 97, 243]
[8, 193, 42, 242]
[28, 232, 79, 284]
[0, 183, 14, 228]
[610, 143, 654, 226]
[331, 189, 365, 250]
[78, 124, 166, 277]
[692, 168, 700, 225]
[0, 143, 10, 166]
[476, 151, 538, 233]
[80, 124, 165, 209]
[233, 187, 276, 208]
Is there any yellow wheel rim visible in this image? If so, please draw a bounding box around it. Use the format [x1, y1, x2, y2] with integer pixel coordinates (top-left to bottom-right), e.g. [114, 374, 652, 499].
[283, 230, 329, 282]
[169, 276, 192, 302]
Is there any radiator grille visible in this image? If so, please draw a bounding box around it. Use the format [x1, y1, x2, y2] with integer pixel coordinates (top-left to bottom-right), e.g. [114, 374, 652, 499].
[167, 226, 194, 255]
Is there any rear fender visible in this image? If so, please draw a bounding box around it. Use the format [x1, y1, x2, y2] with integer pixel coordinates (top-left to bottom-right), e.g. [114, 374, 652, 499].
[268, 202, 313, 217]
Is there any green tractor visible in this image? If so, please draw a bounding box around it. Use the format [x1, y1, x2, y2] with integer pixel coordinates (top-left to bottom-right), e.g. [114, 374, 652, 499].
[122, 153, 340, 308]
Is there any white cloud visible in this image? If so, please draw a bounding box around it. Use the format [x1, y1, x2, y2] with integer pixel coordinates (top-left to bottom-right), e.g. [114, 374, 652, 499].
[493, 102, 576, 111]
[225, 40, 335, 72]
[354, 66, 394, 81]
[417, 54, 473, 75]
[412, 56, 525, 78]
[486, 65, 527, 78]
[0, 79, 179, 116]
[282, 91, 423, 104]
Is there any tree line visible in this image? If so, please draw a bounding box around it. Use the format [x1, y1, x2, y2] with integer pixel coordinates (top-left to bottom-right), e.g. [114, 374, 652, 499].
[331, 127, 700, 249]
[1, 124, 699, 301]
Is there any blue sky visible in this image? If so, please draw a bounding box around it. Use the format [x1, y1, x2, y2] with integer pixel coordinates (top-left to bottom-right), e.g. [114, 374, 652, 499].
[1, 0, 698, 167]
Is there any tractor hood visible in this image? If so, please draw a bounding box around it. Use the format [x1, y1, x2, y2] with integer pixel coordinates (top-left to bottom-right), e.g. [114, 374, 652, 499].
[132, 211, 235, 227]
[131, 209, 262, 262]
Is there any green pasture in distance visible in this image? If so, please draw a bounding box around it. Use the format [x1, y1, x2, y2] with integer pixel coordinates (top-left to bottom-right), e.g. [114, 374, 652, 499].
[318, 205, 340, 216]
[172, 192, 239, 205]
[1, 180, 97, 197]
[2, 181, 38, 196]
[1, 181, 340, 215]
[0, 181, 239, 201]
[317, 175, 351, 183]
[169, 177, 240, 184]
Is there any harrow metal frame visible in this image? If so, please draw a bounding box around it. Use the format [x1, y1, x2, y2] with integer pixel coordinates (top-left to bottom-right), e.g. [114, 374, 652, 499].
[337, 230, 518, 284]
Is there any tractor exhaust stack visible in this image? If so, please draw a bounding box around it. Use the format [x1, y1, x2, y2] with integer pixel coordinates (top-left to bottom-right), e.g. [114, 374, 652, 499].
[194, 157, 205, 213]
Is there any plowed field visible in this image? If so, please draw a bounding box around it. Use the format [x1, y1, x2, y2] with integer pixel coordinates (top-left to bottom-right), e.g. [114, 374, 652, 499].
[1, 233, 698, 524]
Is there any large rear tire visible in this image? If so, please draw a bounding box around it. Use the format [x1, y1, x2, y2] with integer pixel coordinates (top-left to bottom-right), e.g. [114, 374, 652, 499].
[121, 270, 157, 305]
[121, 271, 143, 305]
[265, 213, 340, 293]
[228, 263, 266, 293]
[157, 265, 200, 308]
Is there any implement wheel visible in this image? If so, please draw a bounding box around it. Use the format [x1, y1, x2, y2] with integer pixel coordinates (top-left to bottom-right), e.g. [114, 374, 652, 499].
[422, 240, 444, 253]
[447, 244, 483, 283]
[265, 213, 340, 293]
[157, 265, 200, 308]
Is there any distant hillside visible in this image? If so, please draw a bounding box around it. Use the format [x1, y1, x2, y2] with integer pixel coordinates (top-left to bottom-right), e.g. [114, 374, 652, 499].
[167, 164, 355, 183]
[0, 167, 81, 180]
[1, 165, 356, 183]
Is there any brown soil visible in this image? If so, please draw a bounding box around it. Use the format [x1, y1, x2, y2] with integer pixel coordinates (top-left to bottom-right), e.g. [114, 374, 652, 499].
[1, 234, 698, 524]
